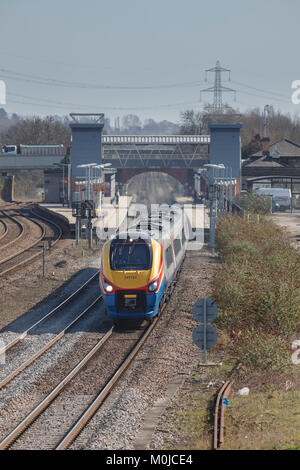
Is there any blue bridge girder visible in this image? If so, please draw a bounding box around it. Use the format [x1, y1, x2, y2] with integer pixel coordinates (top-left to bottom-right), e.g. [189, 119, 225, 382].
[102, 134, 210, 169]
[0, 135, 210, 171]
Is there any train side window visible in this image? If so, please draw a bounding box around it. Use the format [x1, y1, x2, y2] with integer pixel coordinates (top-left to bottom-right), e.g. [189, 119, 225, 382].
[165, 246, 174, 268]
[173, 238, 181, 257]
[182, 228, 186, 244]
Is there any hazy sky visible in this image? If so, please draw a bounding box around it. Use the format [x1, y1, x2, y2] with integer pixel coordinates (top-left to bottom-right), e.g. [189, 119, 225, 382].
[0, 0, 299, 125]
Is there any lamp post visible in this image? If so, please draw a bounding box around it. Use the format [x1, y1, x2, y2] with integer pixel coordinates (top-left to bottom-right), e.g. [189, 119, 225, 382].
[92, 163, 111, 213]
[204, 163, 225, 254]
[76, 163, 97, 249]
[54, 162, 71, 207]
[77, 163, 97, 201]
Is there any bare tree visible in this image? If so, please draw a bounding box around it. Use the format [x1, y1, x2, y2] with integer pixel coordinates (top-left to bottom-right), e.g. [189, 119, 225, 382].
[1, 115, 71, 148]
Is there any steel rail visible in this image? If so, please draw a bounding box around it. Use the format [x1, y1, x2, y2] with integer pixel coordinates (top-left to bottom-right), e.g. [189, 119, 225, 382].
[0, 210, 25, 249]
[0, 271, 99, 356]
[0, 217, 8, 241]
[219, 381, 233, 448]
[55, 271, 178, 451]
[0, 294, 103, 390]
[0, 266, 174, 450]
[213, 380, 233, 450]
[56, 316, 159, 450]
[0, 205, 63, 277]
[0, 327, 114, 450]
[0, 213, 45, 266]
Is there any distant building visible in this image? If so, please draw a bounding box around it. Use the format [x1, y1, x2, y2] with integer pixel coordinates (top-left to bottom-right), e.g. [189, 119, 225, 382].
[242, 138, 300, 194]
[249, 138, 300, 167]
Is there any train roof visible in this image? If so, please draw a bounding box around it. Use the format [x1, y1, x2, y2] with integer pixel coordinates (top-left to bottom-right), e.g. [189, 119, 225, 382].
[111, 231, 152, 244]
[127, 207, 185, 241]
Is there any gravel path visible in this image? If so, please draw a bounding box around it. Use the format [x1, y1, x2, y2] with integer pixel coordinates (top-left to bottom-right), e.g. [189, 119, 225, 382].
[270, 210, 300, 249]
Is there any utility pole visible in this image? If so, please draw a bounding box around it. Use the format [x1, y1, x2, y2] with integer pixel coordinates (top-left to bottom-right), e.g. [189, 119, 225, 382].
[67, 163, 71, 208]
[200, 60, 236, 113]
[87, 208, 93, 249]
[263, 104, 270, 137]
[42, 241, 46, 277]
[75, 211, 81, 246]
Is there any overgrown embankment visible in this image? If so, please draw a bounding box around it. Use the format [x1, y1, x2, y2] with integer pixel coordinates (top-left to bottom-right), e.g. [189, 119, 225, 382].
[13, 171, 44, 201]
[154, 215, 300, 450]
[213, 214, 300, 372]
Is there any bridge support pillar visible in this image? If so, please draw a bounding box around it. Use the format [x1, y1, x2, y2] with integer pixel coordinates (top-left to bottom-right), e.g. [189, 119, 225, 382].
[0, 174, 14, 202]
[209, 123, 242, 193]
[69, 114, 104, 202]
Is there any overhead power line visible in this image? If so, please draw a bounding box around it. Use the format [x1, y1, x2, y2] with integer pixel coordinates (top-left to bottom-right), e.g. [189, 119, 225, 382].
[233, 87, 290, 105]
[7, 94, 203, 112]
[231, 80, 290, 100]
[0, 67, 204, 90]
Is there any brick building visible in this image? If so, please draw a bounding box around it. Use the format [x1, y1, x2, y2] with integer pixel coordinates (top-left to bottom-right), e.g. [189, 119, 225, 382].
[242, 138, 300, 196]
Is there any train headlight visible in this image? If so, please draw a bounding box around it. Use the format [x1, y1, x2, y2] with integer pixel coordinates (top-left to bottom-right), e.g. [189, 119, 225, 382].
[103, 279, 114, 293]
[148, 279, 158, 292]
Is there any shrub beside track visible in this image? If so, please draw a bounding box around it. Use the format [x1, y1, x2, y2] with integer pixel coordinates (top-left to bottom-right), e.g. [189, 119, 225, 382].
[213, 214, 300, 371]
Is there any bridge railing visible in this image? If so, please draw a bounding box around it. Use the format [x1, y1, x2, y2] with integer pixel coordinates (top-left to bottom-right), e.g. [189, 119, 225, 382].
[102, 135, 210, 145]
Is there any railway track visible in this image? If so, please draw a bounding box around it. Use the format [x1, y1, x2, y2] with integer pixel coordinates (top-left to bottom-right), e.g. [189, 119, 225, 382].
[0, 204, 63, 278]
[0, 210, 24, 249]
[213, 380, 234, 450]
[0, 217, 8, 240]
[0, 270, 100, 358]
[57, 317, 159, 450]
[0, 316, 160, 450]
[0, 271, 103, 447]
[0, 297, 103, 392]
[0, 255, 181, 450]
[0, 210, 45, 270]
[126, 171, 185, 208]
[0, 193, 186, 450]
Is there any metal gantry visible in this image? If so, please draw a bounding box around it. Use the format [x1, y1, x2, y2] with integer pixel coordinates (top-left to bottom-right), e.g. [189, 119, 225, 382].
[102, 135, 210, 169]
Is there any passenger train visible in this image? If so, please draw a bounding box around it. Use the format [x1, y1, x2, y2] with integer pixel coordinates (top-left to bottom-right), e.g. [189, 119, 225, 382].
[100, 207, 191, 321]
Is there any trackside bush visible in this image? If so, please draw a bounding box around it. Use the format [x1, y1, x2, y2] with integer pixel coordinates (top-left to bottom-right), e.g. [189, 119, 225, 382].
[237, 329, 290, 371]
[234, 192, 272, 215]
[213, 215, 300, 371]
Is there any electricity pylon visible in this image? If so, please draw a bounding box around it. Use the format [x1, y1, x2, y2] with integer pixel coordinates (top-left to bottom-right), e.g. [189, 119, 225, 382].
[200, 60, 236, 113]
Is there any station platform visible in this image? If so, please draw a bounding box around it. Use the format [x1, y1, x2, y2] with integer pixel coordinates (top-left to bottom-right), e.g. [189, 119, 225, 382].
[39, 203, 76, 227]
[39, 196, 132, 233]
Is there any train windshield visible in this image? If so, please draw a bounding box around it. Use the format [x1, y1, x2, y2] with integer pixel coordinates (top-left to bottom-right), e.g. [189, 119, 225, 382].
[110, 242, 151, 271]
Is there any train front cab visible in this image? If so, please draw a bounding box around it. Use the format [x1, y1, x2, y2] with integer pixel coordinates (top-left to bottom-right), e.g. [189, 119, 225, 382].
[100, 234, 165, 320]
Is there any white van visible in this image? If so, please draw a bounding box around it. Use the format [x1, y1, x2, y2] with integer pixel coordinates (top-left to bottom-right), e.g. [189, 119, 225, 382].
[255, 188, 291, 211]
[1, 145, 17, 155]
